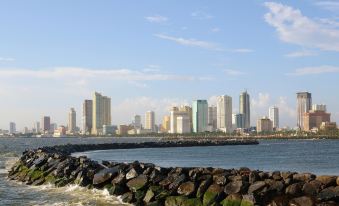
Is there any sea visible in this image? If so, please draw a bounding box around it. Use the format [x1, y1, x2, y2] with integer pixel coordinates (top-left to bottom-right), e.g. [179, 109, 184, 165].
[1, 137, 339, 206]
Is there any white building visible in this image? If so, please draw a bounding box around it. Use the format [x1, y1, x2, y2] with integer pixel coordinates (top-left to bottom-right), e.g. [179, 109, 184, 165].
[217, 95, 233, 133]
[269, 106, 279, 129]
[92, 92, 111, 135]
[312, 104, 326, 112]
[82, 100, 93, 135]
[145, 111, 155, 132]
[34, 121, 40, 134]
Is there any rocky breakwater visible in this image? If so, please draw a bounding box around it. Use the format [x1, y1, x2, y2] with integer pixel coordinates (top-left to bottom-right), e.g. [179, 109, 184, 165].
[7, 140, 339, 206]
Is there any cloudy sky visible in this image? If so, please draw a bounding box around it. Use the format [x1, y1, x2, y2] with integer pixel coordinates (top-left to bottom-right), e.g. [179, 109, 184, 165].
[0, 0, 338, 130]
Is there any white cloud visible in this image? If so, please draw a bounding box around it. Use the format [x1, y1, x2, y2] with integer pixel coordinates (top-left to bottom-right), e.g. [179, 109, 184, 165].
[252, 93, 270, 109]
[145, 15, 168, 23]
[285, 50, 317, 58]
[315, 1, 339, 11]
[191, 11, 214, 20]
[224, 69, 246, 76]
[211, 27, 220, 33]
[0, 67, 207, 81]
[230, 48, 254, 53]
[154, 34, 223, 51]
[0, 57, 15, 62]
[287, 65, 339, 76]
[264, 2, 339, 51]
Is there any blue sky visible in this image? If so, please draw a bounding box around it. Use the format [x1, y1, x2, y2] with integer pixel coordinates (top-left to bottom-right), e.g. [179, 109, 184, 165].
[0, 0, 338, 130]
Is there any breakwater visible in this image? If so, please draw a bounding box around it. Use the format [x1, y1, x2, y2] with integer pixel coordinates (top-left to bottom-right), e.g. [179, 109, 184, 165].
[8, 140, 339, 206]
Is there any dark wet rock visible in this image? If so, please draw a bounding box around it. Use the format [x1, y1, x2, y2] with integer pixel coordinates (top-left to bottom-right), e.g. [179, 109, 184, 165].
[203, 184, 224, 205]
[177, 181, 196, 196]
[317, 186, 339, 202]
[266, 180, 284, 194]
[168, 174, 186, 191]
[271, 171, 282, 181]
[108, 184, 126, 196]
[303, 180, 322, 196]
[196, 177, 213, 198]
[111, 172, 126, 185]
[289, 196, 315, 206]
[121, 192, 135, 203]
[249, 171, 260, 184]
[93, 166, 119, 185]
[241, 194, 256, 206]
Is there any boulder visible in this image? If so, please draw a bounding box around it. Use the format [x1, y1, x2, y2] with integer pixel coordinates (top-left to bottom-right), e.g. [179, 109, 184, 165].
[241, 194, 256, 206]
[302, 180, 322, 196]
[248, 181, 267, 194]
[293, 173, 315, 182]
[220, 193, 242, 206]
[165, 196, 202, 206]
[177, 181, 196, 196]
[214, 174, 228, 185]
[196, 177, 213, 198]
[93, 167, 119, 185]
[144, 188, 155, 203]
[225, 180, 248, 195]
[108, 184, 126, 196]
[285, 183, 303, 196]
[126, 175, 148, 192]
[317, 186, 339, 202]
[316, 176, 337, 187]
[203, 184, 224, 205]
[111, 172, 126, 185]
[168, 174, 186, 190]
[121, 192, 135, 203]
[289, 196, 315, 206]
[281, 171, 293, 180]
[337, 177, 339, 186]
[266, 180, 284, 193]
[126, 168, 139, 180]
[249, 171, 260, 184]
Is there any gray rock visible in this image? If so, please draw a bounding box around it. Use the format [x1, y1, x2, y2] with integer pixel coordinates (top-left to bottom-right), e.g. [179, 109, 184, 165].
[293, 173, 315, 182]
[196, 177, 212, 199]
[289, 196, 315, 206]
[285, 183, 303, 196]
[317, 186, 339, 202]
[316, 176, 337, 187]
[93, 166, 119, 185]
[248, 181, 267, 194]
[126, 175, 148, 192]
[225, 180, 248, 195]
[126, 168, 139, 180]
[302, 180, 322, 196]
[177, 181, 196, 196]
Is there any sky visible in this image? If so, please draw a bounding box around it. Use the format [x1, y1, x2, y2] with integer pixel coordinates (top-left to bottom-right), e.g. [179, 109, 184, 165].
[0, 0, 338, 130]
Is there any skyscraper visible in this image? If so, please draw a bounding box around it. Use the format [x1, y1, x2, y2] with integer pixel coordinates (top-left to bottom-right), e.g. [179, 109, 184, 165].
[134, 115, 141, 129]
[145, 111, 155, 132]
[68, 108, 76, 133]
[82, 100, 93, 135]
[240, 91, 250, 128]
[232, 113, 244, 129]
[192, 100, 208, 133]
[170, 106, 192, 133]
[208, 106, 217, 131]
[41, 116, 51, 133]
[161, 115, 170, 133]
[9, 122, 16, 134]
[297, 92, 312, 130]
[216, 95, 232, 132]
[269, 106, 279, 129]
[34, 121, 40, 133]
[92, 92, 111, 135]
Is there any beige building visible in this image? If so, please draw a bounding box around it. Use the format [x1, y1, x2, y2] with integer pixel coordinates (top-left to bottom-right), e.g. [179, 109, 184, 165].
[161, 115, 170, 133]
[117, 125, 130, 136]
[145, 111, 155, 132]
[303, 110, 330, 131]
[216, 95, 232, 132]
[257, 117, 273, 133]
[170, 106, 192, 133]
[82, 100, 92, 135]
[91, 92, 111, 135]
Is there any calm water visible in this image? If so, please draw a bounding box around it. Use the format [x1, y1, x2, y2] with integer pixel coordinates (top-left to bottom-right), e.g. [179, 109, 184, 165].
[1, 138, 339, 205]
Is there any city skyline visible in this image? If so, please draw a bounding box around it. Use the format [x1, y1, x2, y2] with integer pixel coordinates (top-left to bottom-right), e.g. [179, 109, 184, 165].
[0, 1, 338, 129]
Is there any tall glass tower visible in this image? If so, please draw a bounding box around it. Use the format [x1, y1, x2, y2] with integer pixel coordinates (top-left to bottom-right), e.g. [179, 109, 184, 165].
[239, 91, 250, 129]
[297, 92, 312, 130]
[192, 100, 208, 133]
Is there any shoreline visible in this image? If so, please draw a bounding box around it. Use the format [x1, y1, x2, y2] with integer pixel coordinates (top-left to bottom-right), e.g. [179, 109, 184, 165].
[7, 140, 339, 206]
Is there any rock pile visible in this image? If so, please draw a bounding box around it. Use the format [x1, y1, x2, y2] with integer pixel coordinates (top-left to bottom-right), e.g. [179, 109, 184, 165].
[8, 141, 339, 206]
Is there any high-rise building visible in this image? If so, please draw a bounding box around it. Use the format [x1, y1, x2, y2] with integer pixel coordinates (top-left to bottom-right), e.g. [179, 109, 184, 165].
[34, 121, 40, 134]
[240, 91, 250, 128]
[50, 123, 57, 132]
[269, 106, 279, 129]
[68, 108, 76, 133]
[41, 116, 51, 133]
[9, 122, 16, 134]
[192, 100, 208, 133]
[208, 106, 217, 131]
[257, 117, 273, 133]
[161, 115, 170, 133]
[91, 92, 111, 135]
[297, 92, 312, 130]
[217, 95, 232, 132]
[134, 115, 141, 129]
[176, 115, 190, 134]
[82, 100, 93, 135]
[312, 104, 326, 112]
[179, 106, 192, 131]
[232, 113, 244, 129]
[145, 111, 155, 132]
